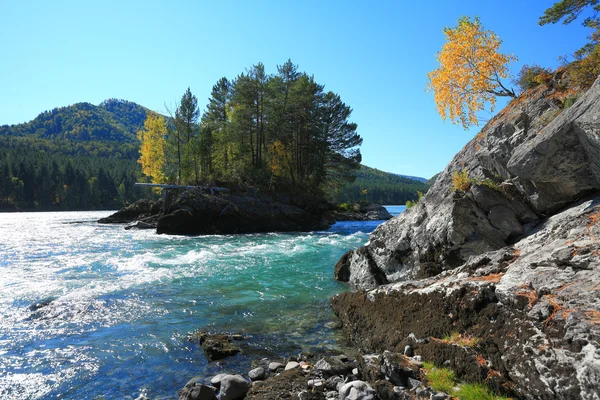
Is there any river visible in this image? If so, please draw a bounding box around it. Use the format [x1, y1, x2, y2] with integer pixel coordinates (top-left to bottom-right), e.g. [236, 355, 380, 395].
[0, 207, 403, 399]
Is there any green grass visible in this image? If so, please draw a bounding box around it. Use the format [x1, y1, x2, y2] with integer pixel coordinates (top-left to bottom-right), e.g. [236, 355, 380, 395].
[423, 362, 456, 393]
[456, 383, 512, 400]
[422, 362, 512, 400]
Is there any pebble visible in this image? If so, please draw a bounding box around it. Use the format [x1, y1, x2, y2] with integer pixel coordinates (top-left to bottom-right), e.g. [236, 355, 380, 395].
[285, 361, 300, 370]
[307, 379, 326, 391]
[268, 362, 285, 372]
[248, 367, 266, 381]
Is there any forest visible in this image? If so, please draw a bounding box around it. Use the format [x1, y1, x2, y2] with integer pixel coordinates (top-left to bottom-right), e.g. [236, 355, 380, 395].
[0, 64, 427, 211]
[332, 165, 430, 205]
[0, 100, 147, 210]
[137, 60, 363, 195]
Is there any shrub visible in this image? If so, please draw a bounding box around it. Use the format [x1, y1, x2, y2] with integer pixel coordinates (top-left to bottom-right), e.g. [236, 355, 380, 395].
[514, 64, 552, 92]
[338, 203, 351, 212]
[569, 43, 600, 89]
[480, 178, 501, 191]
[452, 170, 472, 192]
[563, 97, 578, 109]
[406, 191, 424, 208]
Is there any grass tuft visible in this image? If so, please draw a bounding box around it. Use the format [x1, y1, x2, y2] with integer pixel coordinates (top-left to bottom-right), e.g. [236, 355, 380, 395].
[422, 362, 456, 393]
[441, 332, 481, 347]
[456, 383, 512, 400]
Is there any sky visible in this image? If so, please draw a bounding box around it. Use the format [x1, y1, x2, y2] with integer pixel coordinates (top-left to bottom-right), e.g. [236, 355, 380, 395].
[0, 0, 592, 179]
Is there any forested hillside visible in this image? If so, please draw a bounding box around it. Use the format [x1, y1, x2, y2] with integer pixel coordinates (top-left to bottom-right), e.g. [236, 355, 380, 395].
[332, 165, 430, 205]
[0, 99, 148, 210]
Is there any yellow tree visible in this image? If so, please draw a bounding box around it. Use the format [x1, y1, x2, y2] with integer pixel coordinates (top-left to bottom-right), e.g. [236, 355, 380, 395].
[427, 16, 517, 129]
[137, 112, 167, 184]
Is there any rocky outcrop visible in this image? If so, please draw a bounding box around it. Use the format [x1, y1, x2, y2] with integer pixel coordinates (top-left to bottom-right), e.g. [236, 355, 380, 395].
[156, 190, 330, 235]
[339, 72, 600, 290]
[99, 190, 332, 235]
[191, 332, 244, 361]
[331, 74, 600, 399]
[327, 204, 393, 221]
[98, 199, 162, 224]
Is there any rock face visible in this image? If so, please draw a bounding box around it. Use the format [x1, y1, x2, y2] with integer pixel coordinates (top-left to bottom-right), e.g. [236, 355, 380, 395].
[338, 73, 600, 290]
[332, 74, 600, 400]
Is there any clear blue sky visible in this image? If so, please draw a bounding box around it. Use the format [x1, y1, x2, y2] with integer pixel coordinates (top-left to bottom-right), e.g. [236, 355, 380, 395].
[0, 0, 591, 179]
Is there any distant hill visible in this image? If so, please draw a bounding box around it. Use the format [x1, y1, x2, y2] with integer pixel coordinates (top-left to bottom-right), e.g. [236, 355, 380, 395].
[332, 165, 430, 205]
[0, 99, 153, 211]
[392, 173, 427, 183]
[0, 99, 149, 143]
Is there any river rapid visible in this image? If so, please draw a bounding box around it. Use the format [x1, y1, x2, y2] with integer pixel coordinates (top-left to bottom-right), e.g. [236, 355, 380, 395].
[0, 207, 404, 399]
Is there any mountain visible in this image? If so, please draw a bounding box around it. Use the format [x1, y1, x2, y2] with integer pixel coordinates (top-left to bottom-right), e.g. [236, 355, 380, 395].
[332, 165, 430, 205]
[0, 99, 149, 143]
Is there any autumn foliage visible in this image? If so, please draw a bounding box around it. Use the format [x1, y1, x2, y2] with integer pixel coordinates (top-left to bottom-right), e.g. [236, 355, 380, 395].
[427, 16, 517, 129]
[137, 113, 167, 184]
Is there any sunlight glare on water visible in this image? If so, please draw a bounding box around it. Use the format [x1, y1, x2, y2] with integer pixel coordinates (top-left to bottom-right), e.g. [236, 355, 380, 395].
[0, 211, 392, 399]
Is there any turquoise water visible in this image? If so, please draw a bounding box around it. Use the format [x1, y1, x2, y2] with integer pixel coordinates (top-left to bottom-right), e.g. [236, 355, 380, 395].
[0, 211, 393, 400]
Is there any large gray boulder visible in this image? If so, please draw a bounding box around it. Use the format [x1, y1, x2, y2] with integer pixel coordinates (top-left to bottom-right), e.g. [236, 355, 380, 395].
[337, 73, 600, 289]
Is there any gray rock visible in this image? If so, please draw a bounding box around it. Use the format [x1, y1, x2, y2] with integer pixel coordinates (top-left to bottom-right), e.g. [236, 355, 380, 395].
[325, 376, 344, 391]
[248, 367, 265, 381]
[179, 377, 218, 400]
[325, 391, 339, 400]
[338, 380, 376, 400]
[210, 374, 227, 388]
[403, 345, 413, 357]
[431, 393, 448, 400]
[217, 374, 251, 400]
[308, 379, 326, 391]
[285, 361, 300, 370]
[268, 361, 285, 372]
[314, 357, 352, 377]
[124, 221, 156, 230]
[408, 378, 422, 388]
